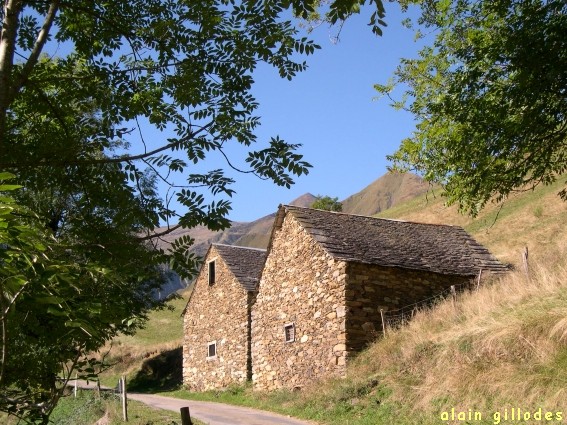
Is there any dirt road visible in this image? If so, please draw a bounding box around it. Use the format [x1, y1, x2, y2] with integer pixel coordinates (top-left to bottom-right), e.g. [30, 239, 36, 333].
[72, 380, 315, 425]
[128, 392, 315, 425]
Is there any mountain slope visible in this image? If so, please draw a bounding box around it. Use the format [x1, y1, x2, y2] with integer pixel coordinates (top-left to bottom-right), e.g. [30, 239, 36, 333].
[377, 179, 567, 267]
[231, 193, 317, 248]
[156, 172, 427, 258]
[154, 193, 317, 257]
[341, 172, 431, 216]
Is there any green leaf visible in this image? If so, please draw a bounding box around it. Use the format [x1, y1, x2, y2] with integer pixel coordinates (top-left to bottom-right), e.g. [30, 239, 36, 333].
[0, 184, 23, 191]
[0, 172, 16, 180]
[35, 296, 65, 305]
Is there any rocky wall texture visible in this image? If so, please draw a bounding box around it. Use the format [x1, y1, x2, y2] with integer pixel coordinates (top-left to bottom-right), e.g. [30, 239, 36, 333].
[183, 246, 252, 391]
[252, 214, 348, 391]
[345, 262, 471, 351]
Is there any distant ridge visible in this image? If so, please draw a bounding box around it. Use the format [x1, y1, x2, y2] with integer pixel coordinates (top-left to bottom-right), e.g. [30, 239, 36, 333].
[155, 173, 429, 258]
[229, 192, 317, 248]
[153, 193, 317, 257]
[152, 173, 428, 294]
[288, 193, 318, 208]
[341, 172, 430, 216]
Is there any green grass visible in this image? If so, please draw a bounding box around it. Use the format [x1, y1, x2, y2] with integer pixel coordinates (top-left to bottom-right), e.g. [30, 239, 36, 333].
[162, 383, 435, 425]
[49, 391, 107, 425]
[1, 390, 204, 425]
[49, 390, 207, 425]
[115, 292, 187, 347]
[97, 290, 189, 388]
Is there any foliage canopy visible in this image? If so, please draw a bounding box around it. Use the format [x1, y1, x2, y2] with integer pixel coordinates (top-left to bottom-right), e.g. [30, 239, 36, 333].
[0, 0, 386, 422]
[377, 0, 567, 216]
[311, 195, 343, 211]
[0, 175, 165, 422]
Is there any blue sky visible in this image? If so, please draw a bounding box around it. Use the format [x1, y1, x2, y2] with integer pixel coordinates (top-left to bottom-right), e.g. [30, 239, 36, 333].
[40, 3, 423, 224]
[211, 3, 423, 222]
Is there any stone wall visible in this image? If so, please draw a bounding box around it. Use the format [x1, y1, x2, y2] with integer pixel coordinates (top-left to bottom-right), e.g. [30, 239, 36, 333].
[252, 213, 348, 391]
[184, 213, 477, 392]
[183, 246, 252, 391]
[345, 262, 472, 351]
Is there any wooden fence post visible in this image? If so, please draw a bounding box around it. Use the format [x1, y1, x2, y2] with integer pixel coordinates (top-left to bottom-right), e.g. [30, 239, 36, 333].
[380, 309, 386, 337]
[121, 376, 128, 422]
[522, 246, 529, 279]
[450, 285, 457, 309]
[180, 406, 193, 425]
[476, 269, 483, 290]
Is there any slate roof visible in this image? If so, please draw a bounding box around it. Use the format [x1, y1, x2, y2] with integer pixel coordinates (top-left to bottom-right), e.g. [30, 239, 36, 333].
[213, 244, 266, 291]
[274, 205, 508, 276]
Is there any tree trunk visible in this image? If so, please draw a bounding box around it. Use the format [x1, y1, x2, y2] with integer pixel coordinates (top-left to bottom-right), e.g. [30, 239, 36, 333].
[0, 0, 23, 147]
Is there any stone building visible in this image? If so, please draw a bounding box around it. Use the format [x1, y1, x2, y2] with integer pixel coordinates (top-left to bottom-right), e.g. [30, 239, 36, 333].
[251, 205, 507, 390]
[183, 243, 266, 391]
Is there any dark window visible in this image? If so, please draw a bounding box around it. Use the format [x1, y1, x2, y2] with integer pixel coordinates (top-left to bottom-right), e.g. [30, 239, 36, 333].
[207, 341, 217, 358]
[284, 323, 295, 343]
[208, 261, 216, 285]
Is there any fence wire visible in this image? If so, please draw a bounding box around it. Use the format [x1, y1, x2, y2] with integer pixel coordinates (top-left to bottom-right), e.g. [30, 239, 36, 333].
[381, 277, 480, 331]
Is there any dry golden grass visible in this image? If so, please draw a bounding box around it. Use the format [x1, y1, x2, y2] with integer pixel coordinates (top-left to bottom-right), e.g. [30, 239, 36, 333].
[98, 340, 183, 382]
[336, 258, 567, 415]
[378, 180, 567, 268]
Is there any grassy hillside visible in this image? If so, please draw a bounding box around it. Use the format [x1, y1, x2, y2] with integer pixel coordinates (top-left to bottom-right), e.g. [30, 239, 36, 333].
[154, 193, 317, 260]
[0, 390, 207, 425]
[97, 289, 189, 390]
[94, 179, 566, 425]
[378, 179, 567, 267]
[48, 391, 197, 425]
[344, 260, 567, 417]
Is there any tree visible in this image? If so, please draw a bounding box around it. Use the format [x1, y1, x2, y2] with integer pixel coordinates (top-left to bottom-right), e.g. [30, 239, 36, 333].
[1, 175, 163, 423]
[311, 195, 343, 211]
[377, 0, 567, 216]
[0, 0, 387, 422]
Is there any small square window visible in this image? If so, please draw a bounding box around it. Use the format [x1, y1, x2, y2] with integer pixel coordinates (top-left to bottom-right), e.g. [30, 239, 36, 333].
[284, 323, 295, 343]
[208, 261, 216, 286]
[207, 341, 217, 358]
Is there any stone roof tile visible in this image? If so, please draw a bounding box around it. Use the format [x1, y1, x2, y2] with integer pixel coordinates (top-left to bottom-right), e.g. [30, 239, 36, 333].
[278, 205, 508, 276]
[213, 244, 266, 291]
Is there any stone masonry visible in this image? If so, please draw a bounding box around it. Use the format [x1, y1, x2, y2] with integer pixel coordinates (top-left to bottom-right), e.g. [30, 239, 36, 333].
[184, 205, 507, 392]
[344, 262, 470, 351]
[251, 205, 507, 390]
[252, 212, 348, 391]
[183, 244, 264, 391]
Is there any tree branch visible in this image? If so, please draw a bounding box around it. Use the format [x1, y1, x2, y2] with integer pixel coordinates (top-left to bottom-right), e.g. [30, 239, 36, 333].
[9, 0, 60, 103]
[138, 223, 182, 242]
[0, 122, 213, 168]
